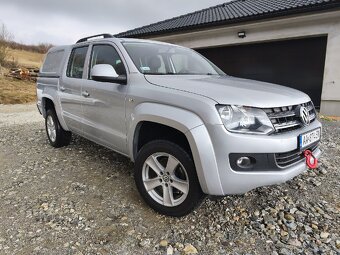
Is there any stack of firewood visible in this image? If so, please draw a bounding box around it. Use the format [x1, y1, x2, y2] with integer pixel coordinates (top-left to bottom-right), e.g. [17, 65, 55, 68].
[5, 67, 39, 82]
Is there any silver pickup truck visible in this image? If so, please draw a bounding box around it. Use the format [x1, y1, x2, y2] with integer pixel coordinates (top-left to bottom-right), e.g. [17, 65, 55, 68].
[37, 34, 321, 216]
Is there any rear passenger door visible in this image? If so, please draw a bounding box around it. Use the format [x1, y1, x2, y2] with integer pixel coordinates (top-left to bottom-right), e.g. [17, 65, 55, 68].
[81, 44, 128, 154]
[60, 46, 89, 134]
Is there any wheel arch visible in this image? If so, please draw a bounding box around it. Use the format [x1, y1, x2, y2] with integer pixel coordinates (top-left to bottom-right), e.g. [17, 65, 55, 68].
[41, 95, 69, 131]
[41, 96, 54, 117]
[128, 103, 224, 194]
[128, 103, 203, 160]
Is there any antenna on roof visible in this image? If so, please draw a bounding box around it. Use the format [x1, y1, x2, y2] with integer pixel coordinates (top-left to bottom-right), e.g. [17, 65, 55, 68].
[76, 34, 115, 43]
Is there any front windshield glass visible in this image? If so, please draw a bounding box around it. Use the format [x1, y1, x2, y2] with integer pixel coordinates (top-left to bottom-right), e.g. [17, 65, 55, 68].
[123, 42, 225, 75]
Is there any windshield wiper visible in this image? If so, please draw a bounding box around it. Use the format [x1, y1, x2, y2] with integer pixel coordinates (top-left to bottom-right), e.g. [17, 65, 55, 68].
[176, 72, 218, 75]
[144, 72, 219, 75]
[143, 72, 176, 75]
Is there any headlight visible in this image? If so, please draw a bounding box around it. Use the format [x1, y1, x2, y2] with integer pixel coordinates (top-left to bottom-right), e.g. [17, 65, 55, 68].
[216, 105, 274, 135]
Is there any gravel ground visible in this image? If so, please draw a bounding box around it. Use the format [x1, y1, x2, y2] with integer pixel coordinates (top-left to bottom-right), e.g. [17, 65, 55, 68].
[0, 104, 41, 127]
[0, 104, 339, 255]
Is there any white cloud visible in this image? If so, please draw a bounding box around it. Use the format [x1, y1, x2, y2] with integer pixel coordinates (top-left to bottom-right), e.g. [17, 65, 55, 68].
[0, 0, 228, 45]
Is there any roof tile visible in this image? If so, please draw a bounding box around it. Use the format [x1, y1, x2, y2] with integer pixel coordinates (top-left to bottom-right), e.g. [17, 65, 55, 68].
[117, 0, 340, 37]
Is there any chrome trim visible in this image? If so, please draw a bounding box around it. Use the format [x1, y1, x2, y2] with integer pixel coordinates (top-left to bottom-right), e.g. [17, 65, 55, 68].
[274, 121, 300, 130]
[267, 110, 296, 119]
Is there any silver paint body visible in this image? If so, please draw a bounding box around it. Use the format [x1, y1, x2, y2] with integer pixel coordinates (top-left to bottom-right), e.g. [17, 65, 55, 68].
[36, 38, 322, 196]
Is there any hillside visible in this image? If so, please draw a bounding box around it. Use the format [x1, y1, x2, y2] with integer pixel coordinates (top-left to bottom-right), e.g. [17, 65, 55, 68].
[7, 48, 45, 68]
[0, 48, 45, 104]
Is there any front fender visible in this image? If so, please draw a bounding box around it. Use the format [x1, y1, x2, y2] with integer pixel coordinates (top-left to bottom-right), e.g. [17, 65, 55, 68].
[127, 102, 224, 194]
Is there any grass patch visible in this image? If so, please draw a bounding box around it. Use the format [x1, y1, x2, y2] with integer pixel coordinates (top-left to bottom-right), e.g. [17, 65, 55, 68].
[320, 115, 333, 121]
[320, 115, 340, 121]
[0, 75, 36, 104]
[7, 48, 44, 68]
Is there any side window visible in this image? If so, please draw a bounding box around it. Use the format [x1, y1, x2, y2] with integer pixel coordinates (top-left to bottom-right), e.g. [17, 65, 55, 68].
[90, 45, 126, 78]
[42, 49, 65, 73]
[67, 46, 88, 79]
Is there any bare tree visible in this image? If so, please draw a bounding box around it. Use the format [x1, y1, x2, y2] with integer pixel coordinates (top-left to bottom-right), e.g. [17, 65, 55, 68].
[0, 23, 13, 68]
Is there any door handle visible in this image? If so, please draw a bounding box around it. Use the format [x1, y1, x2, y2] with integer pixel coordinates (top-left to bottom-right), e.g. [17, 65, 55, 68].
[82, 91, 90, 97]
[60, 86, 65, 92]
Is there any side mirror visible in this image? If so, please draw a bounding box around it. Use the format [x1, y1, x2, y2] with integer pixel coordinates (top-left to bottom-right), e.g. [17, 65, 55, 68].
[91, 64, 127, 85]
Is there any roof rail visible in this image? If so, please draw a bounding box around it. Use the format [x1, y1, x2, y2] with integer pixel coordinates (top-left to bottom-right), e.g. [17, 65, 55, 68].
[76, 34, 114, 43]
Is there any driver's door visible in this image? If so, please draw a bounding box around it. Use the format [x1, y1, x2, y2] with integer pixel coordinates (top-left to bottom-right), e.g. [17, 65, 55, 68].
[81, 44, 128, 154]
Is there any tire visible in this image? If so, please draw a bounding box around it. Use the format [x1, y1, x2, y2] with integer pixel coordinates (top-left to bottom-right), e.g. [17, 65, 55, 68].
[45, 109, 71, 148]
[134, 140, 205, 217]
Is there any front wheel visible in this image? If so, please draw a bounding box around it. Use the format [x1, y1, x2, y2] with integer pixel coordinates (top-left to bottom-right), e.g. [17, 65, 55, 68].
[134, 140, 204, 217]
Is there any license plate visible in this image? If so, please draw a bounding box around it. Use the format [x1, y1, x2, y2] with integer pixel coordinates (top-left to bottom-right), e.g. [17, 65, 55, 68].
[299, 128, 321, 149]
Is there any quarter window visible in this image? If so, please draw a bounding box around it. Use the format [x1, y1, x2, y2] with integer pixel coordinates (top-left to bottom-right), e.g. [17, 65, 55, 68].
[42, 49, 65, 73]
[67, 46, 88, 79]
[90, 45, 126, 78]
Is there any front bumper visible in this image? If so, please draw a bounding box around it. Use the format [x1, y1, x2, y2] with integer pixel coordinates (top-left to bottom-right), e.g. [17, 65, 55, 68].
[192, 119, 322, 195]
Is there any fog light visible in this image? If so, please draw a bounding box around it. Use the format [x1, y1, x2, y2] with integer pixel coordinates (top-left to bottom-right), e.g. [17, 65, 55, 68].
[237, 157, 252, 168]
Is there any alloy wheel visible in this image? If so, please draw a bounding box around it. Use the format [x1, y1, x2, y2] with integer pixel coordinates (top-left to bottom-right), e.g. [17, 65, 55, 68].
[142, 152, 189, 207]
[46, 115, 56, 142]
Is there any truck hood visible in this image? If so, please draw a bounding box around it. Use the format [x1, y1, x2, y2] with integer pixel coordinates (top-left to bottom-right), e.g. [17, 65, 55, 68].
[145, 75, 311, 108]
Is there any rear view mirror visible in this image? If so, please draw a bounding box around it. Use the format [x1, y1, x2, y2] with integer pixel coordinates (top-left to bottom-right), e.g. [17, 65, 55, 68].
[91, 64, 127, 85]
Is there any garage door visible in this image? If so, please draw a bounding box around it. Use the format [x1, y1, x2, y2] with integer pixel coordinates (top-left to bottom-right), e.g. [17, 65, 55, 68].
[197, 37, 327, 107]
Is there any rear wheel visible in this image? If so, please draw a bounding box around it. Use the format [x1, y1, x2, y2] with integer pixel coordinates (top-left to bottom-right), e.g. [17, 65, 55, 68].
[135, 140, 204, 217]
[45, 109, 71, 148]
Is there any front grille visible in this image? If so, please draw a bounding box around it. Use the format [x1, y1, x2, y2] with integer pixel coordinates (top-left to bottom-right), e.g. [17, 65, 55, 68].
[275, 143, 318, 168]
[263, 101, 316, 134]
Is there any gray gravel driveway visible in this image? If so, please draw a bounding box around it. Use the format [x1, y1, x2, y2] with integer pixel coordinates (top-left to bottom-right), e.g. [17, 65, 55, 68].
[0, 104, 339, 255]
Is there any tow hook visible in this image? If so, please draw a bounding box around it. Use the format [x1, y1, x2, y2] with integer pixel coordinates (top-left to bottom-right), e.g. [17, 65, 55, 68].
[304, 150, 318, 169]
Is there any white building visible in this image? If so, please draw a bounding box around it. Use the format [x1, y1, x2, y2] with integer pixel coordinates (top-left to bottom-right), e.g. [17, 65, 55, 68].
[118, 0, 340, 116]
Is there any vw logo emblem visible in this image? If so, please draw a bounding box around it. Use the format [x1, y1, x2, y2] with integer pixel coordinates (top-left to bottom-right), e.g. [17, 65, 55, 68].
[162, 175, 170, 183]
[299, 106, 310, 126]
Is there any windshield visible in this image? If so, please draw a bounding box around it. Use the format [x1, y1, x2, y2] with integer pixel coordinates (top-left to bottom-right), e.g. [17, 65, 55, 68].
[123, 42, 225, 75]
